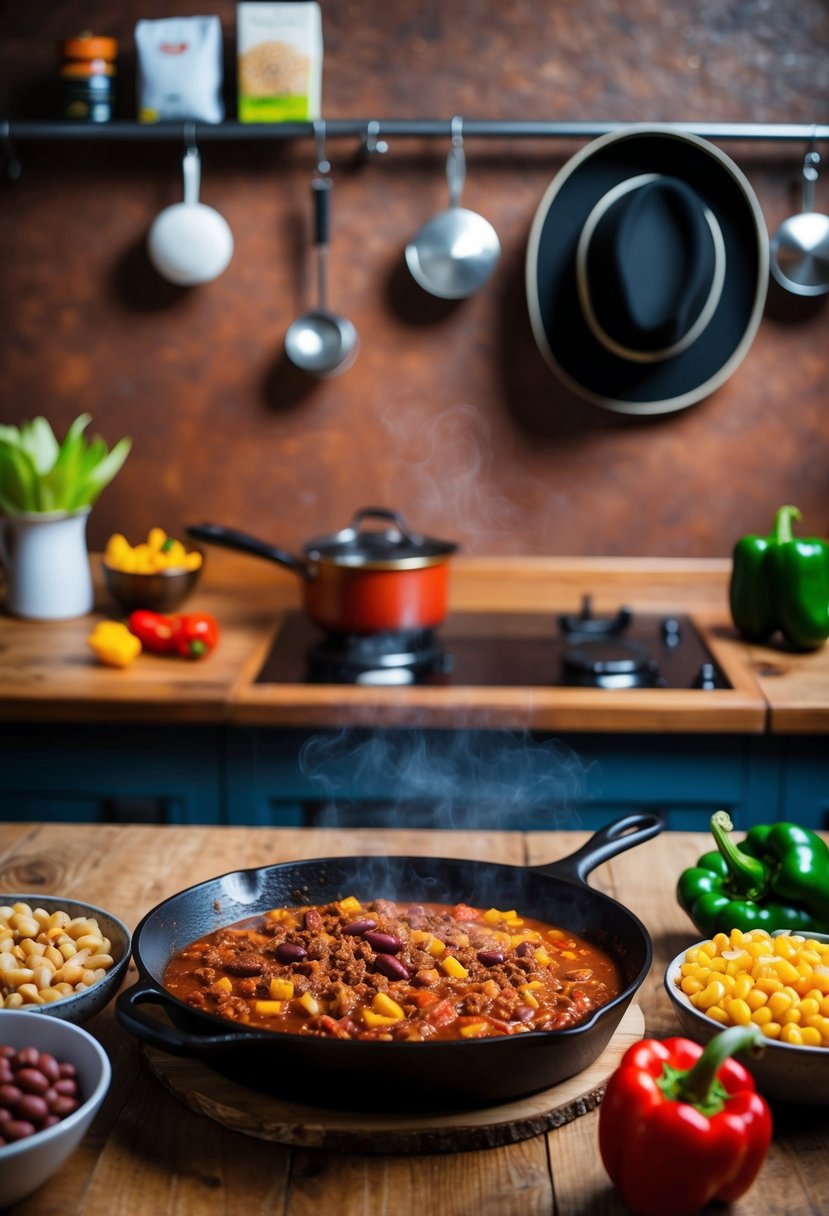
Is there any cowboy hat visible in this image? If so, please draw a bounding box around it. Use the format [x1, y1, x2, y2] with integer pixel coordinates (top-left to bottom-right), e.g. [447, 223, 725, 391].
[526, 126, 768, 415]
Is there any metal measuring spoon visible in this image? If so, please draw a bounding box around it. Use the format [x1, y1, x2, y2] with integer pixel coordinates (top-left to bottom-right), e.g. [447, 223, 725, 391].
[285, 173, 359, 376]
[405, 116, 501, 299]
[770, 148, 829, 296]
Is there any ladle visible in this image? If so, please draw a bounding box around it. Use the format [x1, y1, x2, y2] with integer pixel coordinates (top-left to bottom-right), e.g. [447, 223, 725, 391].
[405, 116, 501, 299]
[285, 127, 359, 376]
[770, 147, 829, 297]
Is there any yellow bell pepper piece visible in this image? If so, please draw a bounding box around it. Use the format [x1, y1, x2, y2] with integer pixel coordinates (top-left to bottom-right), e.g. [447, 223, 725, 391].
[296, 991, 320, 1016]
[372, 992, 404, 1020]
[87, 621, 141, 668]
[213, 977, 233, 994]
[441, 955, 468, 979]
[254, 999, 286, 1015]
[269, 978, 294, 1000]
[362, 1009, 400, 1028]
[459, 1021, 489, 1038]
[338, 896, 362, 915]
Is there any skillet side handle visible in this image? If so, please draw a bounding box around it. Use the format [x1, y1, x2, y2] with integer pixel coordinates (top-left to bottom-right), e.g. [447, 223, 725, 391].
[533, 812, 664, 885]
[186, 523, 310, 580]
[116, 981, 257, 1056]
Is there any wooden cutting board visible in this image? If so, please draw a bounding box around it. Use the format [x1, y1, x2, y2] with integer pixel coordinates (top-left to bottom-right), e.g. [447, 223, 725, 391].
[143, 1002, 643, 1155]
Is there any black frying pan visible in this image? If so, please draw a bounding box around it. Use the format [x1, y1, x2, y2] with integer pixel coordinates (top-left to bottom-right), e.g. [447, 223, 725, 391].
[116, 813, 662, 1112]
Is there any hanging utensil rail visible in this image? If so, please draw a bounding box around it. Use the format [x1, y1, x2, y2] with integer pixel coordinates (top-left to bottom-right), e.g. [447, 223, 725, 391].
[4, 118, 829, 145]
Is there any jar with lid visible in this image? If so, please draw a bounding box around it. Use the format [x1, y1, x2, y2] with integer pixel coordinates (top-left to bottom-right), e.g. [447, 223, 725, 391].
[59, 32, 118, 122]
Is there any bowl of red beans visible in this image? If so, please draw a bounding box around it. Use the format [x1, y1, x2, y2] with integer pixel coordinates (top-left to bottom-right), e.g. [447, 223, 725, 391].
[0, 1009, 111, 1206]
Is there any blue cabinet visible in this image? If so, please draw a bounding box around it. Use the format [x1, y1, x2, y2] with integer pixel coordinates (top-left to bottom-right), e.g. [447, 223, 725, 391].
[1, 723, 826, 829]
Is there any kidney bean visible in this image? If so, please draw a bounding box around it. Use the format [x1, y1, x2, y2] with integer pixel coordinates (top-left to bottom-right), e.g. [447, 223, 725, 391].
[304, 909, 322, 931]
[0, 1106, 11, 1124]
[476, 950, 505, 967]
[43, 1114, 61, 1129]
[275, 942, 307, 964]
[4, 1119, 36, 1141]
[38, 1053, 61, 1084]
[50, 1095, 79, 1118]
[0, 1046, 15, 1060]
[363, 931, 402, 955]
[58, 1062, 77, 1079]
[16, 1067, 50, 1096]
[342, 918, 377, 936]
[515, 941, 535, 957]
[0, 1059, 13, 1084]
[374, 954, 410, 981]
[54, 1078, 78, 1098]
[513, 1005, 536, 1023]
[14, 1046, 40, 1069]
[0, 1084, 22, 1107]
[16, 1093, 49, 1123]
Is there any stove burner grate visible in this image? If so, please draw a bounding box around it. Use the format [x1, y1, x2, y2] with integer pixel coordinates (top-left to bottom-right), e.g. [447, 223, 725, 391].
[561, 638, 663, 689]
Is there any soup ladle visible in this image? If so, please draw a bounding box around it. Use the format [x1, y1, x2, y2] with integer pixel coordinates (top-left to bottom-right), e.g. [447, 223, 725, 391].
[285, 163, 359, 376]
[770, 147, 829, 297]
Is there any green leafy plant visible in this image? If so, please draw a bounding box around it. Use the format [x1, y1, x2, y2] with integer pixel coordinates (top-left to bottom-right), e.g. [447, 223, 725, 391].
[0, 413, 131, 515]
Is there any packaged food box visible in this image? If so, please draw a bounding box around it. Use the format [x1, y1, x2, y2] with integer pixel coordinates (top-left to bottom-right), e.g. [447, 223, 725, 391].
[236, 2, 323, 122]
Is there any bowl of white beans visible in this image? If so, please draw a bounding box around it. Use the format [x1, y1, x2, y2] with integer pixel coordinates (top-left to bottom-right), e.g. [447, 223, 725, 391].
[0, 1008, 111, 1205]
[0, 897, 132, 1023]
[665, 928, 829, 1104]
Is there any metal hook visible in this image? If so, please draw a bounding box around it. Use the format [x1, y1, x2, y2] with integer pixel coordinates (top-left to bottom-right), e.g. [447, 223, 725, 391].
[362, 120, 388, 158]
[2, 120, 22, 181]
[183, 120, 198, 156]
[314, 118, 330, 175]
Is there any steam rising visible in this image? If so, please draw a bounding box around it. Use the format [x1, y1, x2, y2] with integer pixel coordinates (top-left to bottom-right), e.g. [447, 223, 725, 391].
[298, 728, 591, 830]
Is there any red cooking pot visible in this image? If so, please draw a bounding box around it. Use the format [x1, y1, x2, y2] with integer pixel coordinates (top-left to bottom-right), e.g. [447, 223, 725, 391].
[188, 508, 458, 635]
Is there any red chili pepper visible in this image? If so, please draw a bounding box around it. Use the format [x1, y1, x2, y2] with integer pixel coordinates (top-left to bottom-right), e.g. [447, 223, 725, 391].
[127, 610, 177, 654]
[171, 611, 220, 659]
[598, 1026, 772, 1216]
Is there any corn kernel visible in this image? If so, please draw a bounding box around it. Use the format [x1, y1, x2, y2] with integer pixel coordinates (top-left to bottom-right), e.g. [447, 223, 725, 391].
[694, 979, 727, 1010]
[705, 1005, 729, 1024]
[725, 998, 752, 1026]
[762, 1021, 782, 1040]
[800, 1027, 822, 1047]
[768, 991, 793, 1019]
[779, 1023, 803, 1045]
[751, 1006, 773, 1026]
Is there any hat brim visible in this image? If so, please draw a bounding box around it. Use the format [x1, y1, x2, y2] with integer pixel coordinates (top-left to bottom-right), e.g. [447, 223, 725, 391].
[526, 126, 769, 415]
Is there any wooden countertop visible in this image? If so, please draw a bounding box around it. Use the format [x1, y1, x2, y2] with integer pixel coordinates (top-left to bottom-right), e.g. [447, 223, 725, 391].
[1, 822, 827, 1216]
[1, 551, 827, 733]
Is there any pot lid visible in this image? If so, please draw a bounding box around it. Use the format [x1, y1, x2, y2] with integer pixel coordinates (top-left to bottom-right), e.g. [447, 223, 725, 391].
[305, 507, 458, 568]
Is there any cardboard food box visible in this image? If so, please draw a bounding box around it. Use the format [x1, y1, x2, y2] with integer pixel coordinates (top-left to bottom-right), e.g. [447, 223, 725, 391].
[237, 2, 323, 122]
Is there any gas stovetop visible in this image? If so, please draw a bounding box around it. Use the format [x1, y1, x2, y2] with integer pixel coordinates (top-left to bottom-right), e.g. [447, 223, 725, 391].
[255, 598, 730, 691]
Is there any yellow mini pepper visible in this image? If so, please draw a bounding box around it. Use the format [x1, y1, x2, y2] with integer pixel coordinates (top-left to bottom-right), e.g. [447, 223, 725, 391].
[87, 621, 142, 668]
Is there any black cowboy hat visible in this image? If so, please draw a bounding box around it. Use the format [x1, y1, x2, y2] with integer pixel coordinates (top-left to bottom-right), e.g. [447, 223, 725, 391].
[526, 126, 768, 415]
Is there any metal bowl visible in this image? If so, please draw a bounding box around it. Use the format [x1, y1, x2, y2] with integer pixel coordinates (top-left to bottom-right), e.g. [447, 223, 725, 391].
[1, 895, 132, 1024]
[102, 557, 202, 614]
[664, 931, 829, 1104]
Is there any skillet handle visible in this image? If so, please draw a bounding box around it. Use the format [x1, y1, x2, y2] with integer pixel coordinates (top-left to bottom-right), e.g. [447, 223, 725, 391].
[533, 812, 664, 885]
[116, 980, 259, 1056]
[187, 523, 310, 580]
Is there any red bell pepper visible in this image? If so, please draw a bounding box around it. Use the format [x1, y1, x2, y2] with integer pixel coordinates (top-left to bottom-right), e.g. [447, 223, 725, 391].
[128, 610, 177, 654]
[172, 611, 220, 659]
[598, 1026, 772, 1216]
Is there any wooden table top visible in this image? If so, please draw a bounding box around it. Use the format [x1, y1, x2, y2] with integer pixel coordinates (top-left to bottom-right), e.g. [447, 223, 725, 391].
[1, 822, 827, 1216]
[1, 551, 828, 733]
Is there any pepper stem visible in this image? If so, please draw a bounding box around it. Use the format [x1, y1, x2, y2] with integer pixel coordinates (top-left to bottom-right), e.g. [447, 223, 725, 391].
[675, 1025, 764, 1114]
[773, 504, 801, 545]
[710, 811, 769, 900]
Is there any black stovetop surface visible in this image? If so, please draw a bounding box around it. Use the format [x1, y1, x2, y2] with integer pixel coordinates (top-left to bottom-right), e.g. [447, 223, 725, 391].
[255, 607, 730, 690]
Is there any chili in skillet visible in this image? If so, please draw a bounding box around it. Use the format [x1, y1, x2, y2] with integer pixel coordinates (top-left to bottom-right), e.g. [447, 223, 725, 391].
[163, 896, 623, 1042]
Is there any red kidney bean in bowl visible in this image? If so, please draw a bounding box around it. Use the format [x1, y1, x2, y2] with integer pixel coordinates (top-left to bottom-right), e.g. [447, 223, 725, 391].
[162, 895, 623, 1041]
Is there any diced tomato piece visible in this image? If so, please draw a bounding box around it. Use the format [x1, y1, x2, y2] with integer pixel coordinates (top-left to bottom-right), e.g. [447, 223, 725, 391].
[317, 1014, 354, 1040]
[452, 903, 481, 922]
[407, 990, 440, 1009]
[427, 998, 458, 1028]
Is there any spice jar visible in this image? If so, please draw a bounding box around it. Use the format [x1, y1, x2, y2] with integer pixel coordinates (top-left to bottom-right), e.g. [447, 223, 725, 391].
[59, 32, 118, 122]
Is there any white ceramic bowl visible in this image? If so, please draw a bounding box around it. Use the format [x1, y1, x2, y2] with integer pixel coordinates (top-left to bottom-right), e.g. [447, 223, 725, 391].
[0, 1009, 111, 1206]
[665, 931, 829, 1104]
[1, 895, 132, 1023]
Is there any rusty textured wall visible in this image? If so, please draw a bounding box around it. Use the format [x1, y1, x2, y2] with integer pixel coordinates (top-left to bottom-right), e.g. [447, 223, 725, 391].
[1, 0, 828, 559]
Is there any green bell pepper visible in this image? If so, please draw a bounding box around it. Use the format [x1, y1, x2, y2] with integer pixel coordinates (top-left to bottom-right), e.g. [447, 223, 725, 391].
[729, 504, 829, 651]
[677, 811, 829, 936]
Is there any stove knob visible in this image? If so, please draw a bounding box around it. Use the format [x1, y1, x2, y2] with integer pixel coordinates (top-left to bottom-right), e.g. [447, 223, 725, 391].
[692, 662, 718, 689]
[661, 617, 682, 647]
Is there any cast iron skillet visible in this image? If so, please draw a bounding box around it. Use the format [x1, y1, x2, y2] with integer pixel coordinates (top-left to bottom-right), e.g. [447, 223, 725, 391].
[116, 813, 662, 1113]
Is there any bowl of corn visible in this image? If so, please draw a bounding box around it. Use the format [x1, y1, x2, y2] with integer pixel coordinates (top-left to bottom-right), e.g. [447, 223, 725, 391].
[102, 528, 203, 613]
[0, 897, 132, 1024]
[665, 928, 829, 1103]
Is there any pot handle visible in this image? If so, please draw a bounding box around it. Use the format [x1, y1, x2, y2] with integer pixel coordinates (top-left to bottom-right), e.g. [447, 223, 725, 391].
[532, 812, 664, 885]
[186, 523, 310, 580]
[116, 980, 264, 1055]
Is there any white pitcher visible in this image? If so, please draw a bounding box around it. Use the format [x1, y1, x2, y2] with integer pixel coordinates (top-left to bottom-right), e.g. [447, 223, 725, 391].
[0, 508, 94, 620]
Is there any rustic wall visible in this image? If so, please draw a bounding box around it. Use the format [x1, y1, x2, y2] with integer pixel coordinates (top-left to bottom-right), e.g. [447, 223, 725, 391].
[1, 0, 828, 559]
